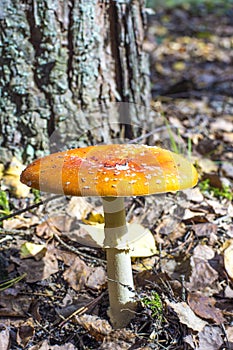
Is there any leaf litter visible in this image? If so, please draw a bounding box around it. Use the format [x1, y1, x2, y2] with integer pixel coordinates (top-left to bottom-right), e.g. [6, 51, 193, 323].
[1, 3, 233, 349]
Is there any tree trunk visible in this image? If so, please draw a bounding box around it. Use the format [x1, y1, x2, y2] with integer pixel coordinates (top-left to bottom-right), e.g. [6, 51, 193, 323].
[0, 0, 152, 163]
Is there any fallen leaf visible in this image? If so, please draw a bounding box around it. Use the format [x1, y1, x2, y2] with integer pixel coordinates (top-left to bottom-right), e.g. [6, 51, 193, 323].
[222, 162, 233, 179]
[166, 300, 207, 332]
[228, 203, 233, 217]
[184, 326, 224, 350]
[2, 157, 30, 198]
[0, 164, 4, 180]
[86, 266, 107, 291]
[172, 61, 186, 71]
[183, 187, 204, 203]
[82, 211, 105, 225]
[0, 324, 10, 350]
[185, 245, 219, 293]
[28, 340, 77, 350]
[198, 158, 218, 174]
[224, 242, 233, 279]
[100, 329, 136, 350]
[197, 325, 224, 350]
[13, 247, 59, 283]
[132, 256, 157, 272]
[66, 197, 95, 220]
[206, 198, 228, 216]
[223, 132, 233, 143]
[3, 215, 39, 230]
[210, 118, 233, 132]
[75, 314, 112, 341]
[0, 288, 32, 317]
[183, 334, 196, 349]
[224, 285, 233, 298]
[226, 326, 233, 343]
[192, 223, 217, 237]
[16, 318, 34, 347]
[20, 242, 47, 260]
[36, 215, 73, 239]
[188, 293, 225, 324]
[57, 251, 106, 291]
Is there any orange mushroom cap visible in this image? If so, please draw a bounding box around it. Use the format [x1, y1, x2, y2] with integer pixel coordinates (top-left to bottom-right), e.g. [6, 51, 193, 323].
[20, 144, 198, 197]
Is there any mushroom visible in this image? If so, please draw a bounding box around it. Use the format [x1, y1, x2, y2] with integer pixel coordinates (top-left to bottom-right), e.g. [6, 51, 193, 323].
[20, 144, 198, 328]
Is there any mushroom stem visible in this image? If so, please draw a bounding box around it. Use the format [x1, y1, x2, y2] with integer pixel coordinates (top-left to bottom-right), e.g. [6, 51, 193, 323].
[102, 197, 136, 328]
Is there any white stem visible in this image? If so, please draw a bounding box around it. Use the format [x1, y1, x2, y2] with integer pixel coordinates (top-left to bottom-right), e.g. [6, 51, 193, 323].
[102, 197, 136, 328]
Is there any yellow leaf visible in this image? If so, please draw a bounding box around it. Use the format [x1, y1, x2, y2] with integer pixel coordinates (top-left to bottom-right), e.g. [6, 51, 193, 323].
[2, 157, 30, 198]
[0, 164, 4, 180]
[82, 212, 105, 225]
[172, 61, 186, 71]
[20, 242, 47, 260]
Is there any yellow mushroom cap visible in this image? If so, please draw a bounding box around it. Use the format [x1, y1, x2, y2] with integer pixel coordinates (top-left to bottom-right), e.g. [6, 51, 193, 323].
[20, 144, 198, 197]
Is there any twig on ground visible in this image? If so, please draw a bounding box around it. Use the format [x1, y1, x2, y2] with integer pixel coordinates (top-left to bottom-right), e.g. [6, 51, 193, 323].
[58, 291, 108, 327]
[0, 195, 62, 222]
[50, 224, 105, 264]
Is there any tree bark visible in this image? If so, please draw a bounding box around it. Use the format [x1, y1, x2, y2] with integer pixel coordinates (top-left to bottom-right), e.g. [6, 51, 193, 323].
[0, 0, 152, 163]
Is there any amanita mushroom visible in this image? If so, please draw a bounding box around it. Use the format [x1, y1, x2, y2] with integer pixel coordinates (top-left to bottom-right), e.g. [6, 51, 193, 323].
[20, 144, 198, 328]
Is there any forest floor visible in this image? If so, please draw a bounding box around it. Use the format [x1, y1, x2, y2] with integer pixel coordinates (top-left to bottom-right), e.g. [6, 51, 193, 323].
[0, 3, 233, 350]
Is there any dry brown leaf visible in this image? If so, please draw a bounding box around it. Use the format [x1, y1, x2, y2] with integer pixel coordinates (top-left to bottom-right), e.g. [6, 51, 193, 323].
[224, 285, 233, 298]
[28, 340, 77, 350]
[101, 329, 136, 350]
[192, 223, 217, 237]
[14, 247, 59, 283]
[36, 215, 73, 239]
[155, 217, 181, 236]
[166, 300, 207, 332]
[66, 197, 95, 219]
[185, 245, 219, 293]
[183, 187, 204, 203]
[184, 326, 224, 350]
[193, 243, 215, 260]
[57, 251, 106, 291]
[197, 325, 224, 350]
[224, 242, 233, 279]
[0, 289, 32, 317]
[223, 132, 233, 143]
[63, 256, 90, 291]
[132, 256, 157, 272]
[222, 162, 233, 179]
[188, 293, 225, 324]
[3, 215, 39, 230]
[86, 266, 107, 291]
[56, 249, 76, 266]
[16, 318, 35, 347]
[210, 118, 233, 132]
[226, 326, 233, 343]
[206, 198, 228, 216]
[75, 314, 112, 341]
[198, 158, 218, 174]
[0, 324, 10, 350]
